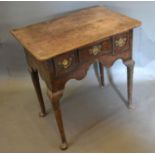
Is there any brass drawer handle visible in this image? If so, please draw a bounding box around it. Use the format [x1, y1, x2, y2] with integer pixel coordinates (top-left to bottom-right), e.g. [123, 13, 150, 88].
[58, 58, 72, 69]
[89, 45, 102, 56]
[115, 37, 127, 48]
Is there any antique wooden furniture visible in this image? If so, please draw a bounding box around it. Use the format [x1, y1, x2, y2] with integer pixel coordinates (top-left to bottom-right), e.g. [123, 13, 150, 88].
[11, 6, 141, 150]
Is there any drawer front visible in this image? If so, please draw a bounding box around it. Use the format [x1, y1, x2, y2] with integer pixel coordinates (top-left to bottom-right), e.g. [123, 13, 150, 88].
[79, 38, 112, 61]
[113, 31, 130, 54]
[53, 51, 78, 76]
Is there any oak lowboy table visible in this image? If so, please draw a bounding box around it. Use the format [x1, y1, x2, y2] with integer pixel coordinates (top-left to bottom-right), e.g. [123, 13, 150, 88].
[12, 6, 141, 150]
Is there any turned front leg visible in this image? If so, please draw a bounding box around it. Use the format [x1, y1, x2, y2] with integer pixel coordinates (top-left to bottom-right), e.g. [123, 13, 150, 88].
[47, 90, 68, 150]
[124, 60, 135, 109]
[99, 62, 104, 87]
[29, 68, 46, 117]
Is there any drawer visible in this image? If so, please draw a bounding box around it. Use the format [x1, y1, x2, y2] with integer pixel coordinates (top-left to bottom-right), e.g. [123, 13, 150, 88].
[113, 31, 130, 54]
[79, 38, 112, 62]
[53, 51, 78, 76]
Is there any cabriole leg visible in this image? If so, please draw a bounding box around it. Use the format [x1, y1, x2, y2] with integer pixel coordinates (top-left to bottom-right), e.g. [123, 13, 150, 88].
[99, 62, 104, 87]
[29, 68, 46, 117]
[123, 60, 135, 109]
[47, 90, 68, 150]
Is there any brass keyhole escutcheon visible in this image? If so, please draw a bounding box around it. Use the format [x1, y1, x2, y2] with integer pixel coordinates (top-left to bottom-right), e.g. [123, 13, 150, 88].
[115, 37, 127, 48]
[59, 58, 72, 69]
[89, 45, 102, 56]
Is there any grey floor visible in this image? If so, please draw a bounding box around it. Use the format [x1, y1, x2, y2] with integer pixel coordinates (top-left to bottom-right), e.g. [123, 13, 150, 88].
[0, 66, 155, 152]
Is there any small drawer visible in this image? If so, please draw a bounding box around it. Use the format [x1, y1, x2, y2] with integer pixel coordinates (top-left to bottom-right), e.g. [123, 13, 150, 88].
[113, 31, 130, 54]
[53, 51, 78, 76]
[79, 38, 112, 61]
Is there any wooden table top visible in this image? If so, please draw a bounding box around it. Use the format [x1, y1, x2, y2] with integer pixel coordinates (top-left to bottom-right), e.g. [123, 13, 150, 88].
[11, 6, 141, 61]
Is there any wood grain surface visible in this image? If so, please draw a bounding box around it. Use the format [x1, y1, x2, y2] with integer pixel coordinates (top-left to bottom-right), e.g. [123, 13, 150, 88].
[11, 6, 141, 61]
